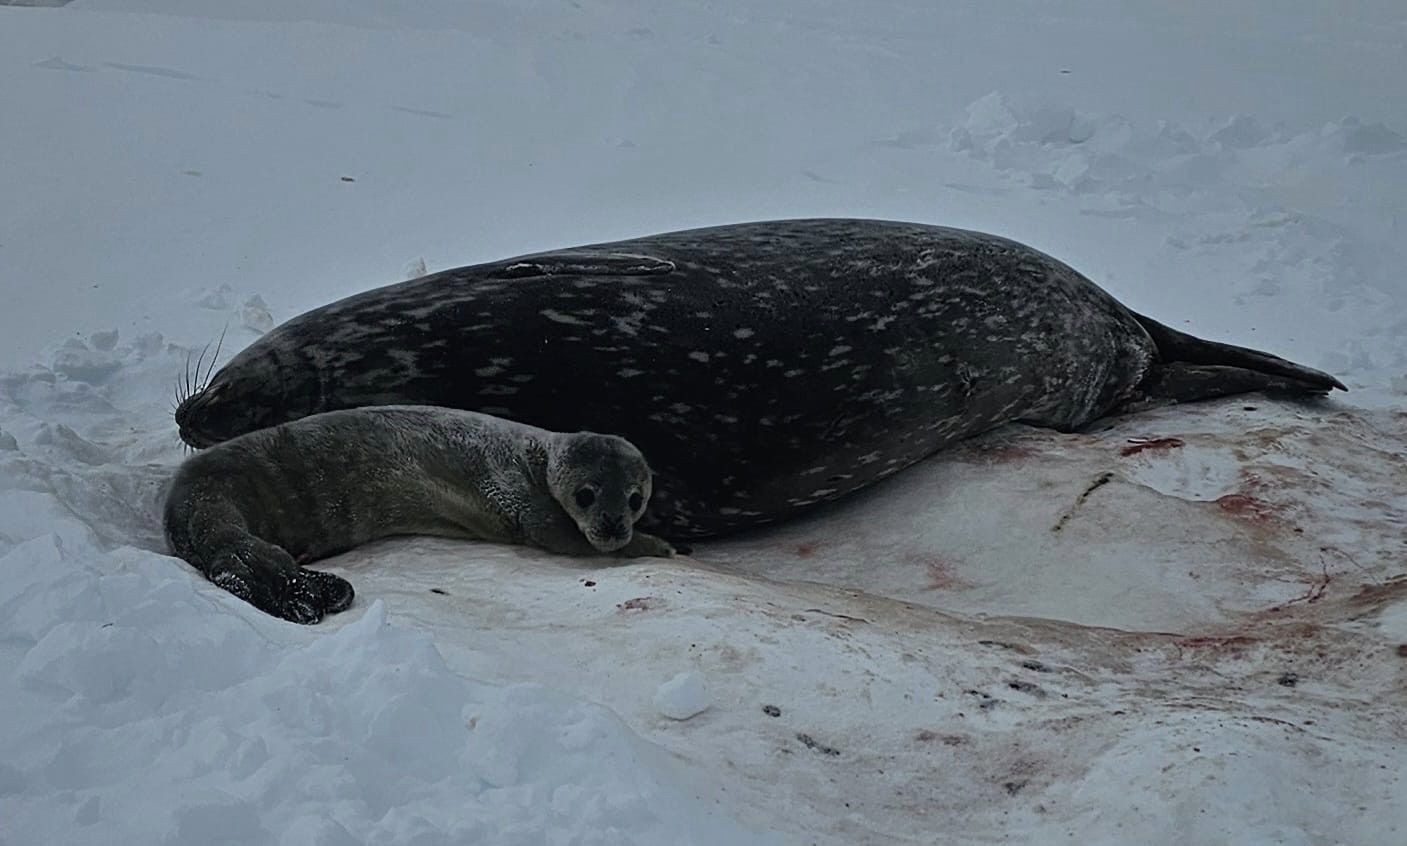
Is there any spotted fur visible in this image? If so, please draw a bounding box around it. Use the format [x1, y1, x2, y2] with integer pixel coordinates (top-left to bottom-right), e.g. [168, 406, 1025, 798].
[175, 219, 1343, 539]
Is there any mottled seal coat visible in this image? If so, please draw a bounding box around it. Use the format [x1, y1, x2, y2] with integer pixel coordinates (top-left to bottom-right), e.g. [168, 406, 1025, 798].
[164, 406, 673, 623]
[174, 219, 1343, 540]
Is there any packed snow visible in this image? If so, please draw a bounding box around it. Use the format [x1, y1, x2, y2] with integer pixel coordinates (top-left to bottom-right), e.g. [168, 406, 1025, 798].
[1, 1, 1404, 844]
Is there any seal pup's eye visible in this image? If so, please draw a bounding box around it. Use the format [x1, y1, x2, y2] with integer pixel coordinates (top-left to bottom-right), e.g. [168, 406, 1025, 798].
[628, 492, 643, 512]
[574, 487, 596, 508]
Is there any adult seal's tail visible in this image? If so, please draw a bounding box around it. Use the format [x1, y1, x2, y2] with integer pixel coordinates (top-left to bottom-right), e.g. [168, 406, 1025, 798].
[173, 219, 1343, 541]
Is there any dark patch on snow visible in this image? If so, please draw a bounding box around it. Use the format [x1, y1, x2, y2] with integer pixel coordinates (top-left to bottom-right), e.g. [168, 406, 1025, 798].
[796, 733, 840, 756]
[1007, 680, 1047, 698]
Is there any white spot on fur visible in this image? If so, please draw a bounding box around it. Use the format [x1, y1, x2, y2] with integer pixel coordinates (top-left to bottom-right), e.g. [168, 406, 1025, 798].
[734, 328, 755, 339]
[540, 309, 587, 325]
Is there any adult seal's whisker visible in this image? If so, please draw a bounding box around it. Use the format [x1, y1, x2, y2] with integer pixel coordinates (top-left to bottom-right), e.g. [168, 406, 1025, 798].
[181, 349, 194, 405]
[191, 339, 213, 398]
[196, 324, 228, 397]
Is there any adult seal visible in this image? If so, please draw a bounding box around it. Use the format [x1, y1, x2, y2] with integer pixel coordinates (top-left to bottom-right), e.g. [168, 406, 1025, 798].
[174, 219, 1344, 540]
[164, 405, 674, 623]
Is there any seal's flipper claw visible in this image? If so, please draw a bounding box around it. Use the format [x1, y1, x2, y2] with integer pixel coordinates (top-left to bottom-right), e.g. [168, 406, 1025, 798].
[305, 568, 356, 614]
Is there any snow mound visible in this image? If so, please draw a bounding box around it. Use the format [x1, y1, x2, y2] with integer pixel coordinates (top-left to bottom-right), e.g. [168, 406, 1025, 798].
[0, 343, 772, 844]
[0, 539, 770, 845]
[654, 672, 711, 721]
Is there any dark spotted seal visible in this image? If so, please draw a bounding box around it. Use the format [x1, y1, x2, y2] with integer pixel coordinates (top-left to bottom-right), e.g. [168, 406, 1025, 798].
[164, 405, 674, 623]
[174, 219, 1343, 541]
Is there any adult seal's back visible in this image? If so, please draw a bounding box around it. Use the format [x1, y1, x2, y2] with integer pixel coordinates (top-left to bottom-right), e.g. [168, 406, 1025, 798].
[175, 219, 1343, 539]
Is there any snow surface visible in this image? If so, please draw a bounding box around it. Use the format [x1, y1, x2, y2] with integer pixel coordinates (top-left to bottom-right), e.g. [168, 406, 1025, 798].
[653, 672, 711, 722]
[1, 1, 1405, 844]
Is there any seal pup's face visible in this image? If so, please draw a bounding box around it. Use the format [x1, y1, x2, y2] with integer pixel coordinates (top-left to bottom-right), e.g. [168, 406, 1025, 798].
[547, 434, 653, 553]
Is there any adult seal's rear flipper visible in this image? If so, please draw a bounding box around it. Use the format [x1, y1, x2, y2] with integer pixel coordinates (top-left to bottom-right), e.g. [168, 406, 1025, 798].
[489, 252, 677, 279]
[1124, 311, 1346, 409]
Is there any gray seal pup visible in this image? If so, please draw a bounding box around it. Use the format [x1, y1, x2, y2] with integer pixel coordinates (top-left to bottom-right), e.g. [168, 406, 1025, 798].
[173, 218, 1344, 541]
[163, 405, 674, 623]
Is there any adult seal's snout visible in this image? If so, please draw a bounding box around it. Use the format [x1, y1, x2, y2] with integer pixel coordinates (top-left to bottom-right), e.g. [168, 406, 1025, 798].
[174, 218, 1343, 540]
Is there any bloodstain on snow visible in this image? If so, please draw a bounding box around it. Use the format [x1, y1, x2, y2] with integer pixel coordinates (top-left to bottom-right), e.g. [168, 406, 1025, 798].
[1215, 493, 1279, 522]
[1347, 576, 1407, 609]
[904, 551, 971, 591]
[1172, 634, 1259, 652]
[1119, 436, 1185, 457]
[958, 440, 1036, 464]
[795, 541, 821, 558]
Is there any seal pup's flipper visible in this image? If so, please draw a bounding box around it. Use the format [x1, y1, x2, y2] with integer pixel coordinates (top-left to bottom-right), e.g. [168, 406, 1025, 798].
[197, 531, 355, 625]
[165, 492, 355, 625]
[1129, 310, 1346, 400]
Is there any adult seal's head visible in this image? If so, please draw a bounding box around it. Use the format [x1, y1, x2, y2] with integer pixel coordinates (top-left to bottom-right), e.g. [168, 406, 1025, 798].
[174, 344, 308, 448]
[547, 432, 654, 553]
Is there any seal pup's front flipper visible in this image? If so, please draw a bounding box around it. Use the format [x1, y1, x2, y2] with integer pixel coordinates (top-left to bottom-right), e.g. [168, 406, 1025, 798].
[1129, 310, 1346, 400]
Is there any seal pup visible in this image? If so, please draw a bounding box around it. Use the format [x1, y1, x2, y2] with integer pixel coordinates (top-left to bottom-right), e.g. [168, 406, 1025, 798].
[164, 405, 674, 623]
[173, 218, 1344, 541]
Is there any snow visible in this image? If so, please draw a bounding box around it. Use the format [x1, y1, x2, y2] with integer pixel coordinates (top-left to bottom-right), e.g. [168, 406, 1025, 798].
[653, 672, 711, 721]
[1, 1, 1404, 844]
